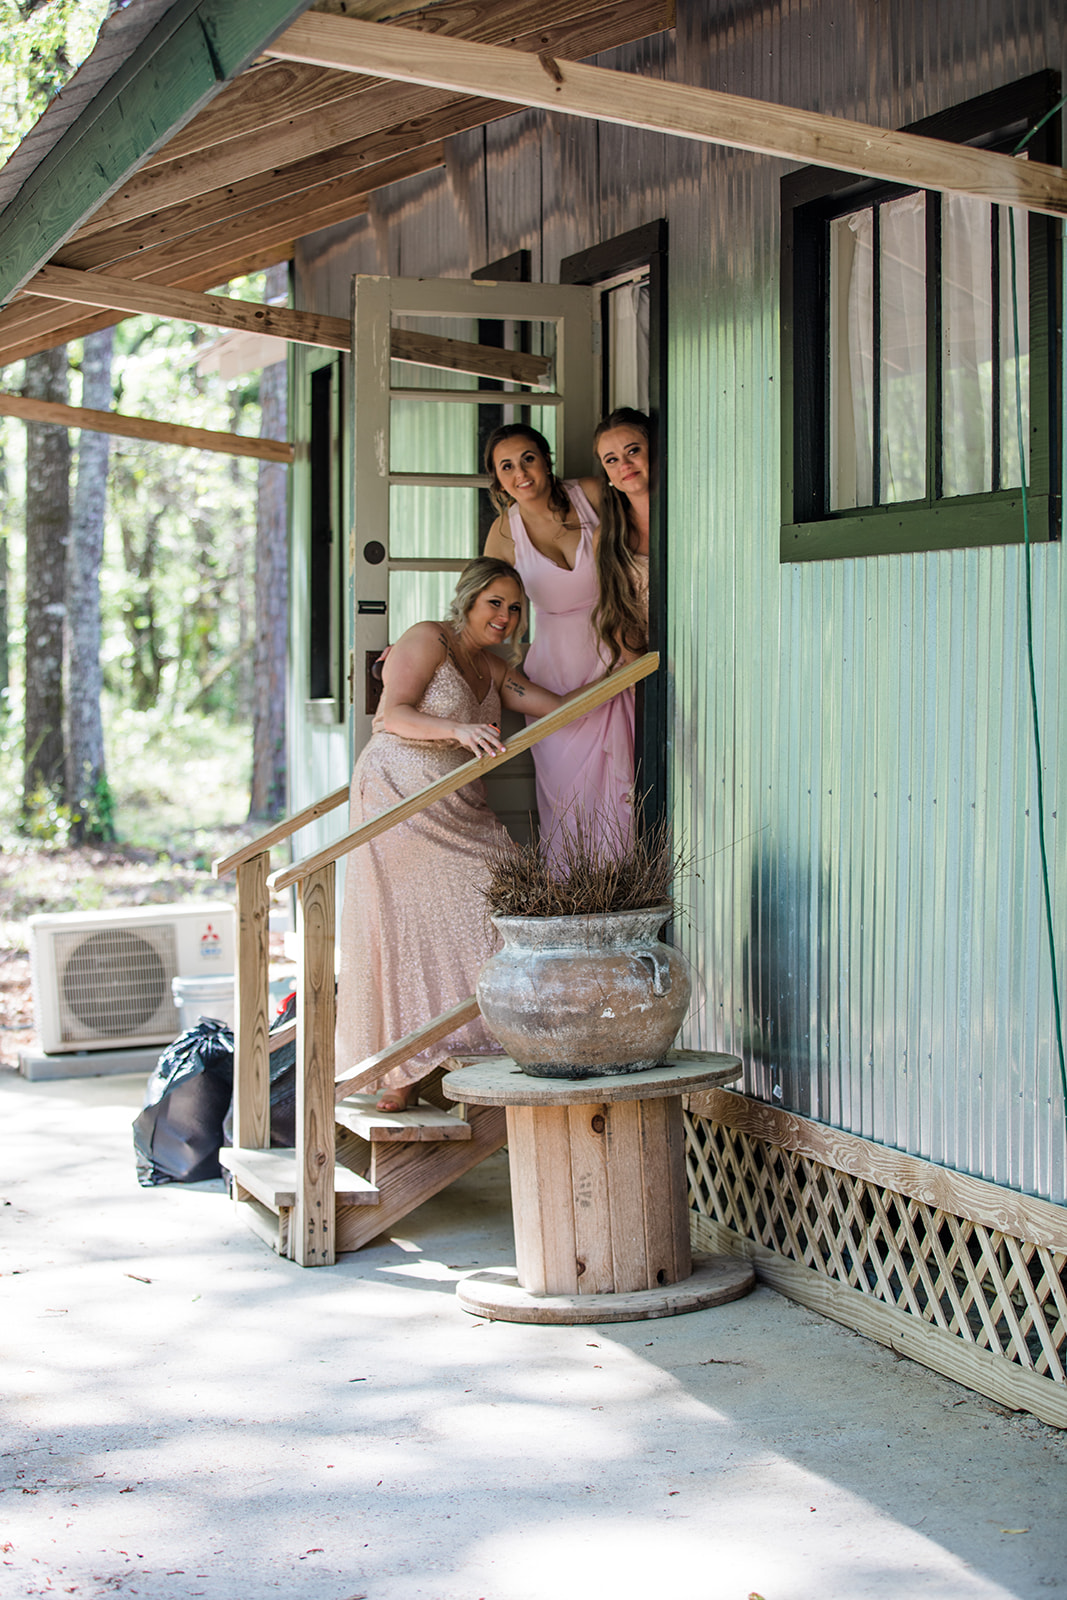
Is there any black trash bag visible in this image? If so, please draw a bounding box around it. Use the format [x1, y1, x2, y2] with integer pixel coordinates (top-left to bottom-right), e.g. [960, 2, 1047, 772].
[133, 1018, 234, 1187]
[221, 991, 298, 1149]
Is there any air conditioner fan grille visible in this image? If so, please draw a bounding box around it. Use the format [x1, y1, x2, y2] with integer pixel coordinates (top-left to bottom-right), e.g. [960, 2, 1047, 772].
[58, 926, 175, 1038]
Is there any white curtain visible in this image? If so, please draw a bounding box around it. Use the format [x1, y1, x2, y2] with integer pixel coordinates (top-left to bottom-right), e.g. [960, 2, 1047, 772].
[830, 209, 874, 509]
[879, 191, 927, 504]
[607, 281, 650, 414]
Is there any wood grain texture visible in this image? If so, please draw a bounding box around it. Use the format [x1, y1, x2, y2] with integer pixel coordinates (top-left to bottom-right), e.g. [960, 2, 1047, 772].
[639, 1095, 691, 1286]
[219, 1147, 378, 1209]
[442, 1051, 741, 1107]
[688, 1088, 1067, 1253]
[294, 866, 337, 1266]
[530, 1105, 580, 1294]
[270, 654, 658, 891]
[507, 1104, 551, 1294]
[690, 1214, 1067, 1429]
[0, 0, 313, 303]
[233, 854, 271, 1150]
[456, 1256, 755, 1326]
[333, 995, 481, 1100]
[267, 15, 1067, 219]
[391, 327, 550, 386]
[335, 1103, 506, 1253]
[74, 0, 673, 238]
[334, 1094, 472, 1142]
[213, 785, 348, 878]
[28, 266, 351, 349]
[568, 1103, 613, 1294]
[604, 1099, 649, 1292]
[0, 392, 293, 462]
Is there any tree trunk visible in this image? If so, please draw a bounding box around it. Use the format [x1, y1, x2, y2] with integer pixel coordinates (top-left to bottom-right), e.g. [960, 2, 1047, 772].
[249, 264, 289, 821]
[23, 345, 71, 818]
[67, 326, 114, 841]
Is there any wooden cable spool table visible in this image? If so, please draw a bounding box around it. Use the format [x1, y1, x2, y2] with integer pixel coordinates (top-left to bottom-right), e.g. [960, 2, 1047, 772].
[442, 1050, 755, 1324]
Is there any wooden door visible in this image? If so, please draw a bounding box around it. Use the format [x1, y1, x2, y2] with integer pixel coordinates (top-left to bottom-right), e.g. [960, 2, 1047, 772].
[349, 275, 596, 839]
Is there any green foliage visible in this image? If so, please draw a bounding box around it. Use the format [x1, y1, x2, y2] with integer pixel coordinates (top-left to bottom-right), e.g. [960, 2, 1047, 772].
[0, 0, 110, 162]
[21, 783, 73, 844]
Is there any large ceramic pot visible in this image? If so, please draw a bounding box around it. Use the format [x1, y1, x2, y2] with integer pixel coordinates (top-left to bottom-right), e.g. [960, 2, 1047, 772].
[476, 904, 691, 1079]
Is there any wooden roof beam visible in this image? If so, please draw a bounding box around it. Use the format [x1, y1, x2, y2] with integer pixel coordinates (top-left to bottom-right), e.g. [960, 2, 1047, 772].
[0, 391, 294, 463]
[26, 266, 351, 350]
[73, 0, 674, 240]
[0, 0, 315, 306]
[12, 268, 551, 386]
[265, 14, 1067, 218]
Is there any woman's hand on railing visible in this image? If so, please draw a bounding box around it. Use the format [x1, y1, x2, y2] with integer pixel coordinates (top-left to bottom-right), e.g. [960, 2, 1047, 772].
[452, 721, 506, 759]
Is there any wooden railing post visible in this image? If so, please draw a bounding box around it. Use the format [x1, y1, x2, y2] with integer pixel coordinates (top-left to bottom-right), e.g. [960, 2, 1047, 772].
[233, 852, 272, 1150]
[294, 863, 337, 1266]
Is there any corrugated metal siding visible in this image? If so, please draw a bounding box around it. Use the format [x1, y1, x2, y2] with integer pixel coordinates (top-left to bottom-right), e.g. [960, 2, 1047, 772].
[292, 0, 1067, 1200]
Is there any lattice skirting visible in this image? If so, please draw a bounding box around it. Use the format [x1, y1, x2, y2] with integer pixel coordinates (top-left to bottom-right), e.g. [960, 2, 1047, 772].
[684, 1089, 1067, 1428]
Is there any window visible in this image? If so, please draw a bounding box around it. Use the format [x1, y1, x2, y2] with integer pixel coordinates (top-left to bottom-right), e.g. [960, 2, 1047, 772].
[782, 74, 1062, 561]
[308, 355, 344, 715]
[561, 221, 668, 821]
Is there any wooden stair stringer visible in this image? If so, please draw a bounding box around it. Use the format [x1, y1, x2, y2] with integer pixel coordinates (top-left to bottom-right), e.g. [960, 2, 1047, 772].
[335, 1102, 507, 1252]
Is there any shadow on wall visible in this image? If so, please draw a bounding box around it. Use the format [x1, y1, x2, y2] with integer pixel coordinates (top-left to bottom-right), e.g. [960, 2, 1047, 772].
[740, 842, 824, 1119]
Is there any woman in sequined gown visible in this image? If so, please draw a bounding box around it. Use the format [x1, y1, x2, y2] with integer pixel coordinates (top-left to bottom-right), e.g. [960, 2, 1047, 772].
[335, 559, 597, 1112]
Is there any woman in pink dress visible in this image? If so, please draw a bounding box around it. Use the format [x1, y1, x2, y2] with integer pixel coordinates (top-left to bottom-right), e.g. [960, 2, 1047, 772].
[335, 558, 596, 1111]
[482, 425, 637, 861]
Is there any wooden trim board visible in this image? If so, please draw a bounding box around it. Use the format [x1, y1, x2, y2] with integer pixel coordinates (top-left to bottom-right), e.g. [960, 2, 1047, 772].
[691, 1213, 1067, 1429]
[265, 15, 1067, 219]
[689, 1088, 1067, 1254]
[0, 392, 293, 463]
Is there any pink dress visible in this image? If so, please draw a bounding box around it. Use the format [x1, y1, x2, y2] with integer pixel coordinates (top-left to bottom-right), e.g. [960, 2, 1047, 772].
[335, 658, 505, 1092]
[510, 481, 635, 860]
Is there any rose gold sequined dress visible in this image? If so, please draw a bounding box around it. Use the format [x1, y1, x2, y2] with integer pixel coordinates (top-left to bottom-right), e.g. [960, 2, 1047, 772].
[335, 657, 506, 1092]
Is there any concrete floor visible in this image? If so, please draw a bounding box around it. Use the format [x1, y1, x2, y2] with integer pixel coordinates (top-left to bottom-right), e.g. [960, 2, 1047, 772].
[2, 1067, 1066, 1600]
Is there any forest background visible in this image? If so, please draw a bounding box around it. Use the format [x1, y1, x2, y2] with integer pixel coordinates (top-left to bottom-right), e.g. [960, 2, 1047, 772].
[0, 0, 291, 1064]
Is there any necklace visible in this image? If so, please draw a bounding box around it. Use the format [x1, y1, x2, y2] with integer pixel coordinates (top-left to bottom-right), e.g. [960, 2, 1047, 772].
[455, 634, 488, 689]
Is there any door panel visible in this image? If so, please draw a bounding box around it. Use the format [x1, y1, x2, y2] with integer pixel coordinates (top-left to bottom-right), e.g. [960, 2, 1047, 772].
[350, 276, 596, 839]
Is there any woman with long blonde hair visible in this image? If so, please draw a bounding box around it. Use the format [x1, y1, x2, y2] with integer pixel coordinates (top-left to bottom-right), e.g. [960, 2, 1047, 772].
[592, 407, 651, 667]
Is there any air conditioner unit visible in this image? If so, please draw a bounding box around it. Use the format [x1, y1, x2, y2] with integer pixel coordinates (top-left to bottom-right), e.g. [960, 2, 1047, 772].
[29, 903, 236, 1055]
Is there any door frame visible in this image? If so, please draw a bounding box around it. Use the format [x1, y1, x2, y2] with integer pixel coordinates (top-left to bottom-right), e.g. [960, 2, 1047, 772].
[560, 219, 669, 829]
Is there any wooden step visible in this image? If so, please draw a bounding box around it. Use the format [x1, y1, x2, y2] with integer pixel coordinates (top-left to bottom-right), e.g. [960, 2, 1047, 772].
[335, 1093, 472, 1143]
[220, 1147, 380, 1210]
[335, 1101, 507, 1253]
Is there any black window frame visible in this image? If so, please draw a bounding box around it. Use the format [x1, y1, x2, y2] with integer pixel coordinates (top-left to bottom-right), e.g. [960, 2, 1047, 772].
[308, 353, 345, 716]
[781, 72, 1062, 563]
[561, 220, 669, 829]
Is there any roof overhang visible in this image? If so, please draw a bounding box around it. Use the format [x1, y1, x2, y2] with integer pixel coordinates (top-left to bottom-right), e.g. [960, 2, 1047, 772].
[0, 0, 1062, 374]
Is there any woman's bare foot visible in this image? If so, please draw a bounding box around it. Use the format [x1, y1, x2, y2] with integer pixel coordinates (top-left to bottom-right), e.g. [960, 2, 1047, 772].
[375, 1087, 414, 1112]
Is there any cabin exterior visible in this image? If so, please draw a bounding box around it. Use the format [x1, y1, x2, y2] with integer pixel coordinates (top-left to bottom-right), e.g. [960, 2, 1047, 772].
[0, 0, 1064, 1420]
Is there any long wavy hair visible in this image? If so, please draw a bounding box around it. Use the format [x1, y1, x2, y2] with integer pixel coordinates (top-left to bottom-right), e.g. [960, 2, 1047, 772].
[484, 424, 573, 521]
[446, 557, 528, 667]
[591, 407, 651, 668]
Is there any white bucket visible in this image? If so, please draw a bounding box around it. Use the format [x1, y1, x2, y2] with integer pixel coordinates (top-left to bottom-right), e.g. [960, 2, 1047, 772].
[172, 973, 235, 1032]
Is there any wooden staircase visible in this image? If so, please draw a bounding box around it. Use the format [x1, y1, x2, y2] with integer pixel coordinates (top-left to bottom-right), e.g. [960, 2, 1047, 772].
[211, 654, 657, 1265]
[219, 1060, 506, 1259]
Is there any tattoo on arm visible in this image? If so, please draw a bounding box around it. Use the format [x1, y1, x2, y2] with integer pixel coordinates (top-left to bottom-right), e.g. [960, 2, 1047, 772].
[505, 677, 526, 698]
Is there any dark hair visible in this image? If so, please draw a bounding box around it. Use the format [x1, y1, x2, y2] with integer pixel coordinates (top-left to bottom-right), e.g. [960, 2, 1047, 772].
[591, 408, 651, 668]
[484, 424, 572, 520]
[446, 557, 528, 666]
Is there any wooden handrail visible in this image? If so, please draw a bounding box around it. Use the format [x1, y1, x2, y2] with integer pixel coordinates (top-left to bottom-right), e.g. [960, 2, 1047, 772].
[213, 784, 349, 878]
[267, 652, 659, 893]
[334, 995, 480, 1101]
